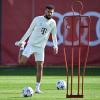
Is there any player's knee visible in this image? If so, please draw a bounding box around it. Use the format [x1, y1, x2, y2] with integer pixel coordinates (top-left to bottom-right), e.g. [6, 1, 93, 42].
[18, 56, 28, 65]
[37, 62, 44, 70]
[18, 59, 26, 65]
[39, 62, 44, 68]
[40, 62, 44, 67]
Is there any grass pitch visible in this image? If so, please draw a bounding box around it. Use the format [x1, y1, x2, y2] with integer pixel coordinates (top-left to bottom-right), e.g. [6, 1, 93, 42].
[0, 67, 100, 100]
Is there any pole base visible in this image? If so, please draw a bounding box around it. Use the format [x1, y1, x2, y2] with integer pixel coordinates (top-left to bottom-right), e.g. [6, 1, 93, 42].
[66, 94, 84, 98]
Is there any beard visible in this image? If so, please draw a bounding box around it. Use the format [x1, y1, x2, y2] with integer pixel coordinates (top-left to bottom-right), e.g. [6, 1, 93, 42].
[44, 15, 52, 20]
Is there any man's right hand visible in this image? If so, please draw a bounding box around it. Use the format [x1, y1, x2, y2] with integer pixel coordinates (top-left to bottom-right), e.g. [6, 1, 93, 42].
[15, 41, 26, 47]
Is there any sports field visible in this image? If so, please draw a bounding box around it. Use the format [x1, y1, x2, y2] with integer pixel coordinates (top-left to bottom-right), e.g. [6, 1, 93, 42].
[0, 67, 100, 100]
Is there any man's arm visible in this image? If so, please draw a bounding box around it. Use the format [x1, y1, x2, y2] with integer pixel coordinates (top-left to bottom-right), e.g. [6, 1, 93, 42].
[52, 34, 58, 54]
[51, 21, 58, 54]
[15, 17, 37, 46]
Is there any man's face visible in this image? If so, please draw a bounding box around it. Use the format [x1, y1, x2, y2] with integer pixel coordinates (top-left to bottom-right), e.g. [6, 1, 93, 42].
[44, 8, 54, 19]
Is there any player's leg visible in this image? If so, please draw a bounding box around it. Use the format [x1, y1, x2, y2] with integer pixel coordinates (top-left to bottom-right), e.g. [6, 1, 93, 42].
[18, 50, 23, 63]
[36, 61, 44, 83]
[35, 61, 44, 93]
[34, 48, 44, 93]
[18, 44, 33, 65]
[19, 54, 28, 65]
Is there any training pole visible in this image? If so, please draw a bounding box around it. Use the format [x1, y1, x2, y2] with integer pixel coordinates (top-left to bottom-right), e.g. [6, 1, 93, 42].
[63, 1, 91, 98]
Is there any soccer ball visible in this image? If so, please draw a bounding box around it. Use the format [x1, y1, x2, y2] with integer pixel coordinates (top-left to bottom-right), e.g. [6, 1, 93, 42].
[56, 80, 66, 90]
[22, 86, 34, 97]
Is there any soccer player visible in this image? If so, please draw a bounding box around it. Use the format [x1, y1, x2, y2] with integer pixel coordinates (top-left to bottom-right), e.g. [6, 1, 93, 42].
[15, 5, 58, 93]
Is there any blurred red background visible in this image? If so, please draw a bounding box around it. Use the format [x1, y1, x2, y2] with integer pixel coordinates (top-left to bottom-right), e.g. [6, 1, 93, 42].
[1, 0, 100, 66]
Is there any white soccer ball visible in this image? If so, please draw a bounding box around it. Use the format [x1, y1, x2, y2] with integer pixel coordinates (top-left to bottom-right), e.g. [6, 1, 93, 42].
[56, 80, 66, 90]
[22, 86, 34, 97]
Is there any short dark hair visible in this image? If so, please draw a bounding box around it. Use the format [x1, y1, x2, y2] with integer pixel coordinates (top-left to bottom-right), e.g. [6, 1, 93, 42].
[45, 4, 55, 10]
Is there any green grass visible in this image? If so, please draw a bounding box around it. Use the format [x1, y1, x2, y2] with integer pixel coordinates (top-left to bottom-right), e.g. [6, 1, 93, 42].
[0, 67, 100, 100]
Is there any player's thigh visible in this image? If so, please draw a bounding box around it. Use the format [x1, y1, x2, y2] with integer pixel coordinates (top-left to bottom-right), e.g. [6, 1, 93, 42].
[34, 48, 44, 62]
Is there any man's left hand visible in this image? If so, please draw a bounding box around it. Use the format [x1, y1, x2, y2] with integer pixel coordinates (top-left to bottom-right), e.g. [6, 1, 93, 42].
[53, 47, 58, 54]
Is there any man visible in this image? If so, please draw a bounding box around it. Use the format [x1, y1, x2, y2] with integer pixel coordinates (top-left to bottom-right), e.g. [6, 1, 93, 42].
[15, 4, 58, 93]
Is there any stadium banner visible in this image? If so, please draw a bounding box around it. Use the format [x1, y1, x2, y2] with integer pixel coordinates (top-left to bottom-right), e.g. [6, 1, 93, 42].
[1, 0, 100, 66]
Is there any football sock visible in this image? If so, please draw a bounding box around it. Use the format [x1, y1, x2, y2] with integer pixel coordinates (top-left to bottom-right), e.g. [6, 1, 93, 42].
[36, 82, 40, 91]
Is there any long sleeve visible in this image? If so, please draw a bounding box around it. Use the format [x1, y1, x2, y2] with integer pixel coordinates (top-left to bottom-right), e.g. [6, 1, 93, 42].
[51, 22, 58, 48]
[20, 17, 37, 42]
